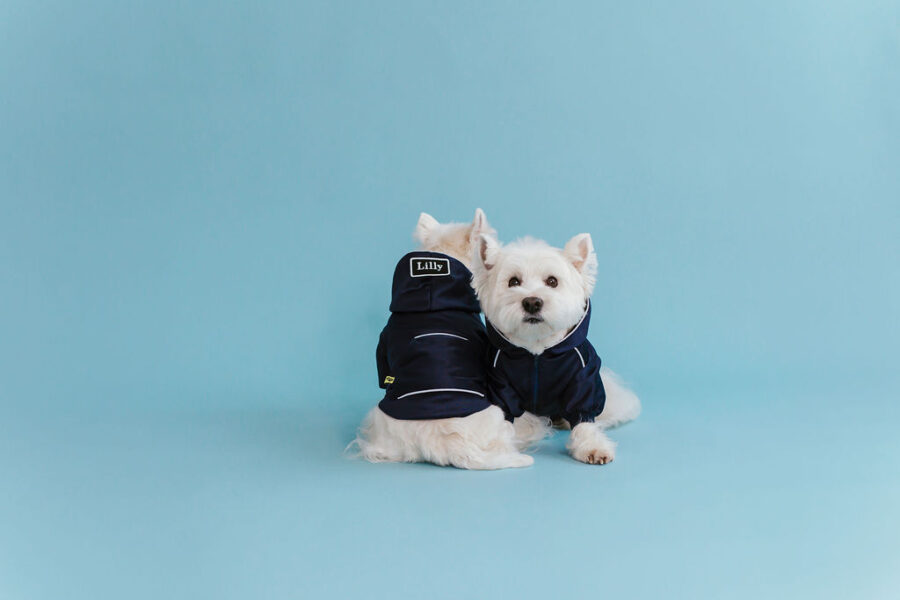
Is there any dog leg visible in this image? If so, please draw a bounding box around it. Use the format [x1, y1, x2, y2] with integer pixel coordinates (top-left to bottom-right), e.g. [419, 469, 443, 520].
[512, 412, 553, 450]
[352, 406, 533, 469]
[429, 406, 534, 469]
[567, 422, 616, 465]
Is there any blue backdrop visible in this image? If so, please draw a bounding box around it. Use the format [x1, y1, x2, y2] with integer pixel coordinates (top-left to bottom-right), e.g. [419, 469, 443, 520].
[2, 2, 898, 599]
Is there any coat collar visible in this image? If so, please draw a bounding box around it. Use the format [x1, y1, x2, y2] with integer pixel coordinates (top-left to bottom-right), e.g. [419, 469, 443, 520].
[486, 300, 592, 356]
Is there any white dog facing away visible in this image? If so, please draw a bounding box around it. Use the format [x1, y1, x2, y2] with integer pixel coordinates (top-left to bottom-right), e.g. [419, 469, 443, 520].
[350, 210, 546, 470]
[471, 233, 641, 464]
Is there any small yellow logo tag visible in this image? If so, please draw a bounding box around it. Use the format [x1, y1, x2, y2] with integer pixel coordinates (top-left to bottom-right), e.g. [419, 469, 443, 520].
[384, 376, 395, 384]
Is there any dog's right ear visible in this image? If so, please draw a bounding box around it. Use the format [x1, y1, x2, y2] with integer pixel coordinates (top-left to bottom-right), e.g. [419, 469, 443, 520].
[470, 208, 497, 241]
[471, 208, 489, 233]
[414, 212, 439, 244]
[474, 233, 499, 271]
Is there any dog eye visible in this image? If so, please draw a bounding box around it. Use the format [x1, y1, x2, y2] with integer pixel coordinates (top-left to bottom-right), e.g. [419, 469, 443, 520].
[545, 276, 558, 288]
[508, 277, 521, 287]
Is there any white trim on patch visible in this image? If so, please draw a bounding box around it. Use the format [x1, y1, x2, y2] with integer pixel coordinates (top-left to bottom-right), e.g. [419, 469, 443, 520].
[409, 256, 451, 277]
[396, 388, 485, 400]
[413, 332, 469, 341]
[492, 349, 501, 368]
[573, 347, 586, 368]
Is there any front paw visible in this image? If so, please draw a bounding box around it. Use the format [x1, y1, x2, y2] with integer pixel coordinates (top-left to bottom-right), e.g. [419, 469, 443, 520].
[572, 445, 614, 465]
[567, 423, 616, 465]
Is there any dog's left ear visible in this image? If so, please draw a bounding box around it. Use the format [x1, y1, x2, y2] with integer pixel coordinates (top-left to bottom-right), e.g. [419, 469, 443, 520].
[564, 233, 598, 294]
[414, 212, 439, 245]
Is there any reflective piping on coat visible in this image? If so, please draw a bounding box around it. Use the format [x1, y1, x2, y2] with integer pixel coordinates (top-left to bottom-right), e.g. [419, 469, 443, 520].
[413, 332, 469, 341]
[556, 299, 591, 346]
[493, 348, 501, 368]
[573, 347, 586, 368]
[395, 388, 486, 400]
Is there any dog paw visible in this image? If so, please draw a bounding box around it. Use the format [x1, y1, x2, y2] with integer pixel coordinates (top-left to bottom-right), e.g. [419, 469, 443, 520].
[507, 453, 535, 468]
[461, 452, 534, 470]
[567, 423, 616, 465]
[575, 446, 614, 465]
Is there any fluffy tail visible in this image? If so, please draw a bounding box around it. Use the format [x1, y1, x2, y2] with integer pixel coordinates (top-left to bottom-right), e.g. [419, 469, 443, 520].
[595, 367, 641, 430]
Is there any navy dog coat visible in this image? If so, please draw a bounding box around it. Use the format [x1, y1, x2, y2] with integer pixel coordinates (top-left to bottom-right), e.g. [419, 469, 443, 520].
[485, 301, 606, 426]
[376, 252, 493, 420]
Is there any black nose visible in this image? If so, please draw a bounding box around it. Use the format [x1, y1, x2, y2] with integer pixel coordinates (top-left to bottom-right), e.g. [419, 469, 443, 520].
[522, 296, 543, 314]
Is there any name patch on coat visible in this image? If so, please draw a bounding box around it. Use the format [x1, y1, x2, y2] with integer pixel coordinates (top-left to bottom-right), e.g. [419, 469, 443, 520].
[409, 257, 450, 277]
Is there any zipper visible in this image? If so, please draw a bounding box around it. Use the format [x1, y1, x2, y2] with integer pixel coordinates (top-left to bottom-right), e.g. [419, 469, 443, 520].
[531, 355, 540, 412]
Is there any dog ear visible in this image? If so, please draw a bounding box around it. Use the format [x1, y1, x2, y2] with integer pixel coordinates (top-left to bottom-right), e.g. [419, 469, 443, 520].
[564, 233, 598, 293]
[473, 233, 499, 271]
[471, 208, 489, 233]
[414, 212, 439, 244]
[564, 233, 594, 270]
[470, 208, 496, 246]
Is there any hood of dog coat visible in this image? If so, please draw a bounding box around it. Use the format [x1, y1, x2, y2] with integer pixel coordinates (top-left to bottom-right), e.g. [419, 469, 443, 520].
[388, 252, 481, 314]
[376, 251, 491, 421]
[485, 300, 593, 356]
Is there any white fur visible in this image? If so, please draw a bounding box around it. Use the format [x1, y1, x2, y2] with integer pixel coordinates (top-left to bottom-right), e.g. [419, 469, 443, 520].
[512, 412, 553, 450]
[567, 421, 617, 465]
[352, 209, 533, 470]
[350, 405, 532, 470]
[471, 233, 641, 464]
[412, 208, 496, 272]
[472, 236, 593, 355]
[595, 366, 641, 429]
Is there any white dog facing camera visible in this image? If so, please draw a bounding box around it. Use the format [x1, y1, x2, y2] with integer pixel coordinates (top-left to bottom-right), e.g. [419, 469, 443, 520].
[351, 211, 639, 468]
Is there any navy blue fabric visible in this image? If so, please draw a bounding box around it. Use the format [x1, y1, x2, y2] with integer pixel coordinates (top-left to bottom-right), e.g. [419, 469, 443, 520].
[486, 302, 606, 425]
[377, 252, 493, 420]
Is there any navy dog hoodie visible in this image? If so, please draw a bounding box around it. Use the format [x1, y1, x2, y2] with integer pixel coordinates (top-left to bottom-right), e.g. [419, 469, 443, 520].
[485, 301, 606, 425]
[376, 252, 493, 420]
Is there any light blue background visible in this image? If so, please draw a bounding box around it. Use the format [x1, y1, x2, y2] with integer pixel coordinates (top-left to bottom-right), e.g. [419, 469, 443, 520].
[2, 1, 898, 599]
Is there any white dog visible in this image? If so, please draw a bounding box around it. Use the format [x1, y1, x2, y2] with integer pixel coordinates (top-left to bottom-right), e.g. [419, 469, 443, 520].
[350, 210, 545, 470]
[471, 232, 641, 464]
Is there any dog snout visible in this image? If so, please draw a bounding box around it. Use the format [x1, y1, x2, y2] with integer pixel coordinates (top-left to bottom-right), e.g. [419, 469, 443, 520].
[522, 296, 543, 314]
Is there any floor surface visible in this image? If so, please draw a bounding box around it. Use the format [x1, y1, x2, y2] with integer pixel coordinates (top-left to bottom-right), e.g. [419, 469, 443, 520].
[2, 389, 898, 599]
